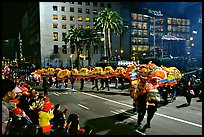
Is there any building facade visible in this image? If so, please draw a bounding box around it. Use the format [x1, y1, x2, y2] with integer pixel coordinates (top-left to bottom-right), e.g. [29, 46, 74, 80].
[22, 2, 121, 68]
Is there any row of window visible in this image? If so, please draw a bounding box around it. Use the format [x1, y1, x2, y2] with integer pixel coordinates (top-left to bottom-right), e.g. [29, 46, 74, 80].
[53, 2, 111, 12]
[66, 2, 111, 8]
[53, 23, 91, 29]
[132, 22, 148, 29]
[167, 18, 190, 25]
[131, 38, 149, 45]
[132, 45, 149, 51]
[53, 15, 94, 22]
[167, 25, 190, 32]
[53, 45, 99, 54]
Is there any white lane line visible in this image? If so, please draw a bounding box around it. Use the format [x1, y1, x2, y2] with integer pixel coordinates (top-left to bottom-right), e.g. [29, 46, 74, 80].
[78, 104, 89, 110]
[155, 112, 202, 128]
[53, 92, 60, 96]
[81, 92, 202, 128]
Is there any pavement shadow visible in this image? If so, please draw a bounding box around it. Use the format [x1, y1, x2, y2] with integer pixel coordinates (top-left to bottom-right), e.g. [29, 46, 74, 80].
[83, 108, 141, 135]
[176, 103, 189, 108]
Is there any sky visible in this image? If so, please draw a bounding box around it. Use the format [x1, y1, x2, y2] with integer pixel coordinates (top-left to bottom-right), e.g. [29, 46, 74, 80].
[2, 2, 29, 39]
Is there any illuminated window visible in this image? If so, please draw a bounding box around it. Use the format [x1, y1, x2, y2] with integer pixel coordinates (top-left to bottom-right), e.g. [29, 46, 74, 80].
[53, 15, 58, 20]
[86, 25, 90, 29]
[54, 45, 58, 54]
[186, 20, 190, 25]
[78, 16, 83, 21]
[167, 18, 172, 24]
[177, 19, 181, 25]
[186, 27, 190, 32]
[62, 24, 66, 29]
[53, 32, 58, 41]
[62, 15, 66, 20]
[173, 26, 177, 32]
[93, 2, 97, 6]
[138, 31, 142, 37]
[132, 46, 137, 51]
[181, 19, 185, 25]
[70, 16, 74, 21]
[78, 2, 82, 5]
[131, 13, 137, 20]
[143, 23, 147, 29]
[137, 14, 142, 21]
[167, 25, 172, 31]
[78, 8, 82, 13]
[78, 24, 83, 29]
[61, 6, 65, 12]
[53, 23, 58, 28]
[86, 17, 90, 22]
[62, 45, 67, 54]
[138, 23, 142, 29]
[70, 24, 75, 28]
[143, 31, 148, 37]
[53, 6, 57, 11]
[107, 3, 111, 8]
[93, 9, 97, 14]
[132, 22, 136, 28]
[172, 18, 177, 24]
[86, 9, 90, 14]
[70, 7, 74, 12]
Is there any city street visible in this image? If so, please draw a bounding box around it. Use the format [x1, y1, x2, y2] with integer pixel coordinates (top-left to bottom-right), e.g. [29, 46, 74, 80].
[35, 81, 202, 135]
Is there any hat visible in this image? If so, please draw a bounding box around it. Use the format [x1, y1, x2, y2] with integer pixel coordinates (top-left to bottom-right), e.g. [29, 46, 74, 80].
[42, 103, 52, 112]
[44, 97, 50, 102]
[13, 107, 23, 115]
[10, 99, 20, 104]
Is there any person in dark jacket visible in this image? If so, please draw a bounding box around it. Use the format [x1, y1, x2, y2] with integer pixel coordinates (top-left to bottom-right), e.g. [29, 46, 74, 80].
[80, 78, 85, 91]
[42, 77, 49, 95]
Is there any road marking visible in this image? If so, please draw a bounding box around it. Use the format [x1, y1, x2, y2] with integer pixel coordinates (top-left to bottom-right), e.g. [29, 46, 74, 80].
[78, 104, 89, 110]
[82, 92, 202, 128]
[53, 92, 60, 96]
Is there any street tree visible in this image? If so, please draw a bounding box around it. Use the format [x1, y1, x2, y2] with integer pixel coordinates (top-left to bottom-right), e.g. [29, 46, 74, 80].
[94, 8, 124, 61]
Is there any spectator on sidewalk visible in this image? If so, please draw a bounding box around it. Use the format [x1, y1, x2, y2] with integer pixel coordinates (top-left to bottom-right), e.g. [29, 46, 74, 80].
[2, 79, 17, 135]
[80, 78, 85, 91]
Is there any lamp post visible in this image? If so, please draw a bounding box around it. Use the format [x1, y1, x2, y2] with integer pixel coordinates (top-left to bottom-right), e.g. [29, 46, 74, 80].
[144, 15, 157, 58]
[70, 54, 73, 69]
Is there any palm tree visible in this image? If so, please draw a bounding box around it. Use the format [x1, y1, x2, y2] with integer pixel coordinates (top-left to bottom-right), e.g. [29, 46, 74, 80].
[82, 28, 101, 66]
[94, 8, 124, 61]
[63, 27, 84, 69]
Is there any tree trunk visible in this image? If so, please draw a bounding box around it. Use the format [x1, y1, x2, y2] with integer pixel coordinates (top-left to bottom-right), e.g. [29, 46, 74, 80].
[76, 47, 80, 70]
[88, 47, 91, 66]
[108, 28, 112, 61]
[103, 29, 107, 61]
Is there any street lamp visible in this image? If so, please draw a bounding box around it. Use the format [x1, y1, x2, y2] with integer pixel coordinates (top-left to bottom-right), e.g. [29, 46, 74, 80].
[70, 54, 73, 69]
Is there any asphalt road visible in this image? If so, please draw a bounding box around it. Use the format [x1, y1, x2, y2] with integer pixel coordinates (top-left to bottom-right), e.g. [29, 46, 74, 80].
[35, 81, 202, 135]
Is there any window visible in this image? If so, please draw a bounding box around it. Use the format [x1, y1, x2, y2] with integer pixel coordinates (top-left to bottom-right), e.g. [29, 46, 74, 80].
[86, 9, 90, 14]
[132, 13, 137, 20]
[93, 2, 97, 6]
[53, 15, 58, 20]
[93, 9, 97, 14]
[86, 17, 90, 22]
[85, 2, 90, 6]
[61, 6, 65, 11]
[62, 24, 66, 29]
[78, 2, 82, 5]
[70, 16, 74, 21]
[70, 24, 75, 28]
[107, 3, 111, 8]
[86, 25, 90, 29]
[53, 32, 58, 41]
[100, 3, 104, 7]
[54, 45, 58, 54]
[78, 16, 83, 21]
[62, 32, 66, 40]
[78, 24, 83, 29]
[62, 15, 66, 20]
[53, 6, 57, 11]
[62, 45, 67, 54]
[167, 18, 172, 24]
[70, 7, 74, 12]
[53, 23, 58, 28]
[70, 2, 74, 4]
[78, 8, 82, 13]
[143, 23, 147, 29]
